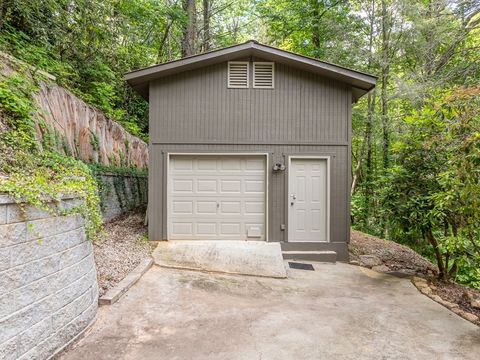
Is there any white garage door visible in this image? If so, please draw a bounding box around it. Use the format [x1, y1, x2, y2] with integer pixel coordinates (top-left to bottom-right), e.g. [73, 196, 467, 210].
[168, 155, 266, 240]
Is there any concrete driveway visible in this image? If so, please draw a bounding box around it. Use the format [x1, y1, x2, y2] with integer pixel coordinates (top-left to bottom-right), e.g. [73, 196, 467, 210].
[60, 263, 480, 360]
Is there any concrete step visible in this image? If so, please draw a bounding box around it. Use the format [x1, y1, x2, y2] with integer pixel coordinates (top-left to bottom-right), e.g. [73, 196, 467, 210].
[282, 250, 337, 263]
[153, 241, 287, 278]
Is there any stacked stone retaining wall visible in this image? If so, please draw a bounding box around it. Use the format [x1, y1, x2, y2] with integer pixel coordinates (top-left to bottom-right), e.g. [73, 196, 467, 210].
[96, 173, 148, 221]
[0, 195, 98, 360]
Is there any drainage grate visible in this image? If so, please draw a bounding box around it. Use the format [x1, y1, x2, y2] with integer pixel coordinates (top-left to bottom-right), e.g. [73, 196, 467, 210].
[288, 262, 315, 271]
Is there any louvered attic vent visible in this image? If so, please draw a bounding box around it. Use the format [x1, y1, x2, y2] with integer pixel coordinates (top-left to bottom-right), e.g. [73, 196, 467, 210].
[228, 61, 249, 88]
[253, 62, 274, 89]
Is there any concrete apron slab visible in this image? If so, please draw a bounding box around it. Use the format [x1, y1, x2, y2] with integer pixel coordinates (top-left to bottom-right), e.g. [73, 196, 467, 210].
[152, 240, 287, 278]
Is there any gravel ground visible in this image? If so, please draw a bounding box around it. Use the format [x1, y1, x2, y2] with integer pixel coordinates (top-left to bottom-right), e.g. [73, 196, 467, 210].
[94, 208, 156, 297]
[349, 230, 437, 276]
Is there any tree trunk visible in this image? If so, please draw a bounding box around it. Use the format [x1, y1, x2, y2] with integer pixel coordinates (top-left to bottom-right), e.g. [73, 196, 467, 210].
[202, 0, 211, 52]
[311, 0, 320, 50]
[425, 228, 446, 280]
[157, 19, 174, 62]
[351, 157, 362, 196]
[365, 92, 375, 181]
[364, 0, 376, 200]
[380, 0, 390, 172]
[181, 0, 197, 57]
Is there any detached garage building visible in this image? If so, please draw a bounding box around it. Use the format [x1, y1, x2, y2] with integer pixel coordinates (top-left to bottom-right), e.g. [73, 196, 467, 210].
[125, 41, 376, 262]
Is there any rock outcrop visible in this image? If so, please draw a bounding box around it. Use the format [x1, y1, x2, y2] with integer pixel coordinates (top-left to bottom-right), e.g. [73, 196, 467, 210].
[1, 52, 148, 168]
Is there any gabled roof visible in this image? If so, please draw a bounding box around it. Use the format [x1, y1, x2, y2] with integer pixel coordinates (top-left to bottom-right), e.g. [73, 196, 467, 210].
[125, 40, 377, 102]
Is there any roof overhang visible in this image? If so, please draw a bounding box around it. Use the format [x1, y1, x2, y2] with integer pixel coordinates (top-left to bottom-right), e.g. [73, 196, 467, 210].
[125, 41, 377, 102]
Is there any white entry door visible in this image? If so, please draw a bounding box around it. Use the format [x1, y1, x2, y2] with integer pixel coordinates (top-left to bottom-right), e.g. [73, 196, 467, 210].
[168, 155, 266, 240]
[288, 158, 329, 242]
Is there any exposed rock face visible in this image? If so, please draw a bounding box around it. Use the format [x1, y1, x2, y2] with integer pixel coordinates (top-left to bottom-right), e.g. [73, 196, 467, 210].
[0, 51, 148, 168]
[358, 254, 383, 268]
[34, 83, 148, 168]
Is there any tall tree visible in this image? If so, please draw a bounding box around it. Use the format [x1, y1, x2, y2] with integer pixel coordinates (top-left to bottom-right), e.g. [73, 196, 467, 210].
[181, 0, 197, 56]
[202, 0, 211, 52]
[380, 0, 391, 171]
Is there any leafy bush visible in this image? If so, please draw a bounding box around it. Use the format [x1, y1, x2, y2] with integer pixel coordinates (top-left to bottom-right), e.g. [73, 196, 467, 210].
[381, 87, 480, 288]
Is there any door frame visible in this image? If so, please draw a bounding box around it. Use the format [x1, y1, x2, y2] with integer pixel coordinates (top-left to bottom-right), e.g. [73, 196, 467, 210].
[287, 155, 331, 243]
[166, 152, 269, 241]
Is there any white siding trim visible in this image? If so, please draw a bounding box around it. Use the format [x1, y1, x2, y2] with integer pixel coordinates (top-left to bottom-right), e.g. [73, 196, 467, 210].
[253, 62, 274, 89]
[227, 61, 249, 88]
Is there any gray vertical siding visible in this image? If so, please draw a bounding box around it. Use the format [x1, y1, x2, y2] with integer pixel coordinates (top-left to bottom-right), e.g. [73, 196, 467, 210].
[148, 145, 349, 243]
[149, 62, 350, 145]
[148, 59, 352, 259]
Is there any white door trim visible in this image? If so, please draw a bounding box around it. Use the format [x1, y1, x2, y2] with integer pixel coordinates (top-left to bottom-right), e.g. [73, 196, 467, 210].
[287, 155, 331, 242]
[166, 152, 269, 241]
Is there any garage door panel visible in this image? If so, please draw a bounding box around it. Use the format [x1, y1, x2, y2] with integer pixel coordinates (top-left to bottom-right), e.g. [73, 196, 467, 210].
[172, 158, 193, 170]
[246, 159, 265, 170]
[169, 155, 266, 240]
[196, 222, 217, 235]
[220, 223, 241, 235]
[221, 159, 242, 171]
[172, 201, 193, 214]
[220, 180, 241, 193]
[173, 180, 193, 193]
[196, 201, 217, 214]
[221, 201, 241, 214]
[245, 180, 264, 193]
[172, 222, 193, 235]
[197, 158, 217, 170]
[245, 201, 264, 215]
[197, 179, 218, 193]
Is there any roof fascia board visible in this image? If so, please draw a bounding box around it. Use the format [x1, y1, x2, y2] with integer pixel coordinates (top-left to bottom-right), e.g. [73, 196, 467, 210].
[250, 43, 376, 90]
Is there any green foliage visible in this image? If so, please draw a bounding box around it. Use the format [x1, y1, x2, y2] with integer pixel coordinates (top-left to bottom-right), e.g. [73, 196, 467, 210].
[0, 152, 103, 239]
[0, 0, 262, 142]
[378, 88, 480, 288]
[0, 10, 149, 140]
[0, 71, 102, 239]
[89, 164, 147, 213]
[254, 0, 366, 68]
[347, 0, 480, 289]
[88, 163, 147, 177]
[1, 0, 479, 290]
[89, 131, 100, 152]
[0, 73, 38, 150]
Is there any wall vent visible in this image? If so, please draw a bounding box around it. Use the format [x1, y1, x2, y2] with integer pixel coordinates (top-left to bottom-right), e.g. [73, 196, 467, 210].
[253, 62, 274, 89]
[228, 61, 249, 88]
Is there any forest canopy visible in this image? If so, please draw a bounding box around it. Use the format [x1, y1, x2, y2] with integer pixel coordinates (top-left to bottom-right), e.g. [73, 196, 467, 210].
[0, 0, 479, 287]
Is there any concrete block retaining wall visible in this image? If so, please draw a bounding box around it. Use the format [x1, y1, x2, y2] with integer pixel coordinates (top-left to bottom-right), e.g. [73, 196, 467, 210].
[97, 173, 147, 221]
[0, 195, 98, 360]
